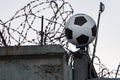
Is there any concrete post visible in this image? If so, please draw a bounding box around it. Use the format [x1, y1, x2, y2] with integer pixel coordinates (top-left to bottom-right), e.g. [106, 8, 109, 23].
[73, 49, 97, 80]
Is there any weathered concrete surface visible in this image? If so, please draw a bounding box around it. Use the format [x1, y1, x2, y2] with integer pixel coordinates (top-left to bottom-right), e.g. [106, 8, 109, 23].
[0, 58, 63, 80]
[0, 45, 72, 80]
[89, 78, 120, 80]
[0, 45, 66, 56]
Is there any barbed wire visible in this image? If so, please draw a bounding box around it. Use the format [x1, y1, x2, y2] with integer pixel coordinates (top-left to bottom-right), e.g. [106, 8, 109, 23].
[0, 0, 73, 49]
[93, 55, 120, 78]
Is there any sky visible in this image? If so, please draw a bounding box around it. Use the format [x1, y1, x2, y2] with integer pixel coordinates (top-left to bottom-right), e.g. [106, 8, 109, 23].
[0, 0, 120, 71]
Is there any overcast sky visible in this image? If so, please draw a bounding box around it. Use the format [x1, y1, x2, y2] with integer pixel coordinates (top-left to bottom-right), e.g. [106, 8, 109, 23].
[0, 0, 120, 70]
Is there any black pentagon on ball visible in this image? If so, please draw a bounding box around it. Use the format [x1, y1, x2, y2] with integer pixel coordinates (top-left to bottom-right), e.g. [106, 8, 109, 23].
[65, 28, 73, 39]
[91, 25, 97, 36]
[74, 16, 87, 26]
[76, 34, 89, 45]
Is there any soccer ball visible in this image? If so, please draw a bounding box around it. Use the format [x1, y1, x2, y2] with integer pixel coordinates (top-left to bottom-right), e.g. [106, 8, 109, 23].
[65, 14, 97, 47]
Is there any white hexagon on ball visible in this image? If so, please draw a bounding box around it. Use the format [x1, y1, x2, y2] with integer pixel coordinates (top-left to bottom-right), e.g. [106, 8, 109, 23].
[65, 14, 97, 46]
